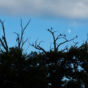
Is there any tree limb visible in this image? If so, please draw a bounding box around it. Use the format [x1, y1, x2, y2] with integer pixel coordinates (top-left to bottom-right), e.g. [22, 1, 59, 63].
[15, 19, 30, 49]
[30, 40, 47, 54]
[0, 20, 8, 52]
[57, 36, 78, 49]
[48, 28, 78, 52]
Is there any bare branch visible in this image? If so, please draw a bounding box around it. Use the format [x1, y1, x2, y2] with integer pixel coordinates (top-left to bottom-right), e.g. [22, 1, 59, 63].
[14, 32, 20, 48]
[48, 28, 77, 52]
[48, 28, 57, 52]
[15, 19, 30, 49]
[57, 36, 77, 49]
[21, 38, 28, 49]
[30, 40, 47, 54]
[0, 39, 6, 50]
[73, 41, 78, 47]
[0, 20, 8, 52]
[20, 19, 30, 46]
[61, 45, 68, 52]
[48, 28, 56, 41]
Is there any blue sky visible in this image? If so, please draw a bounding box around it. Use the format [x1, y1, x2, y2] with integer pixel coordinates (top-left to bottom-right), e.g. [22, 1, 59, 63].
[0, 0, 88, 53]
[0, 16, 88, 53]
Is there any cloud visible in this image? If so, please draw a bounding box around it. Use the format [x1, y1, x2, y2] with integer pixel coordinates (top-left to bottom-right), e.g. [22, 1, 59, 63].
[0, 0, 88, 19]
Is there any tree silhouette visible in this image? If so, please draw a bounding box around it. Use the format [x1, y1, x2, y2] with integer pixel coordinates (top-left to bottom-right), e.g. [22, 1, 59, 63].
[30, 27, 77, 54]
[0, 20, 88, 88]
[14, 19, 30, 50]
[47, 28, 78, 52]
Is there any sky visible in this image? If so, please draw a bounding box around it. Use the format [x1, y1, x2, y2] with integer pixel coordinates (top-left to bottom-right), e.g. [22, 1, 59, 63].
[0, 0, 88, 53]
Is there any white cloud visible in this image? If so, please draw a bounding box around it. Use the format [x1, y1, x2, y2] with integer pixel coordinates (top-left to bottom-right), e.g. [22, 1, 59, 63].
[0, 0, 88, 19]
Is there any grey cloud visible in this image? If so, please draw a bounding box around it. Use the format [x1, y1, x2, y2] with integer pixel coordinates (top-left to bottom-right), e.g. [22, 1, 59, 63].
[0, 0, 88, 19]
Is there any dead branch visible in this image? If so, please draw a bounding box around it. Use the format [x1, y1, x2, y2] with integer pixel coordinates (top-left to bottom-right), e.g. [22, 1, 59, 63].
[0, 20, 8, 52]
[30, 40, 47, 54]
[48, 28, 78, 52]
[48, 28, 57, 52]
[61, 46, 68, 52]
[57, 36, 78, 49]
[15, 19, 30, 49]
[73, 41, 78, 47]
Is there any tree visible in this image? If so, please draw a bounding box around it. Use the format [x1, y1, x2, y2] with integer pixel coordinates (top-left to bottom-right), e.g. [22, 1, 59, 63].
[30, 27, 77, 54]
[0, 19, 88, 88]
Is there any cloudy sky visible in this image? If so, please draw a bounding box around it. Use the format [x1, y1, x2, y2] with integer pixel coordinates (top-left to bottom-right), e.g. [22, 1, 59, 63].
[0, 0, 88, 52]
[0, 0, 88, 18]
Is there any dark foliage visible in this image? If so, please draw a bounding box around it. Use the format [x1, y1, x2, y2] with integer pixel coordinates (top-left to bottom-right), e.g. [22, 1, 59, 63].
[0, 20, 88, 88]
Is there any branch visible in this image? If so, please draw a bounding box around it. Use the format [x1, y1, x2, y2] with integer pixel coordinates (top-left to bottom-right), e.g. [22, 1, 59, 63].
[73, 41, 78, 47]
[20, 19, 30, 44]
[56, 34, 67, 41]
[48, 28, 78, 52]
[48, 28, 57, 52]
[57, 36, 78, 49]
[21, 38, 28, 49]
[30, 40, 47, 54]
[15, 19, 30, 49]
[14, 32, 20, 48]
[48, 28, 68, 52]
[0, 20, 8, 52]
[0, 39, 6, 51]
[61, 46, 68, 52]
